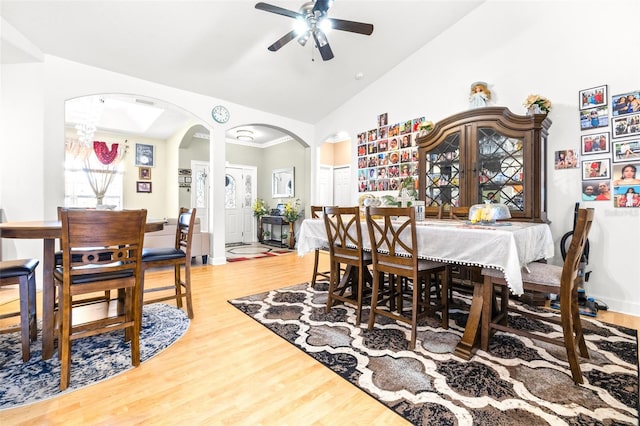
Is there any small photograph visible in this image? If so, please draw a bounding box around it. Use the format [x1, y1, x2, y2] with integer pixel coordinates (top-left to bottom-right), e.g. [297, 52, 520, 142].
[400, 163, 413, 177]
[554, 149, 579, 169]
[412, 117, 425, 132]
[357, 132, 366, 145]
[367, 128, 378, 142]
[612, 112, 640, 139]
[367, 155, 377, 167]
[138, 167, 151, 180]
[389, 151, 400, 164]
[581, 132, 609, 155]
[379, 126, 388, 139]
[389, 178, 400, 191]
[136, 181, 152, 193]
[613, 185, 640, 207]
[581, 180, 611, 201]
[378, 113, 388, 127]
[400, 134, 412, 148]
[400, 149, 411, 163]
[388, 123, 399, 137]
[582, 159, 611, 180]
[377, 139, 388, 152]
[377, 152, 389, 166]
[388, 165, 400, 177]
[357, 144, 366, 156]
[611, 90, 640, 116]
[389, 137, 399, 150]
[377, 179, 389, 191]
[358, 157, 367, 169]
[377, 166, 388, 179]
[612, 139, 640, 162]
[357, 169, 367, 181]
[399, 120, 412, 135]
[367, 142, 377, 155]
[579, 85, 607, 110]
[580, 106, 609, 130]
[612, 162, 640, 186]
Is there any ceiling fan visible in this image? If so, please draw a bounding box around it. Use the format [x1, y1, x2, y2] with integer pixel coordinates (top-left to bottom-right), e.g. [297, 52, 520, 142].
[255, 0, 374, 61]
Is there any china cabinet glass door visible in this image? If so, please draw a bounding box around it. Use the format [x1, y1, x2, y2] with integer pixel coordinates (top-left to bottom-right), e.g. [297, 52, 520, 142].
[476, 127, 525, 212]
[423, 131, 461, 207]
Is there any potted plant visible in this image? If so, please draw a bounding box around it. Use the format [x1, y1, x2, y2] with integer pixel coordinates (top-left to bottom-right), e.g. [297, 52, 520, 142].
[282, 198, 302, 248]
[253, 198, 269, 242]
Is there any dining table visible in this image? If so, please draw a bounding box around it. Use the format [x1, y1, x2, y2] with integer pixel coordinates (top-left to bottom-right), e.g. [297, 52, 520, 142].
[296, 217, 554, 359]
[0, 218, 165, 360]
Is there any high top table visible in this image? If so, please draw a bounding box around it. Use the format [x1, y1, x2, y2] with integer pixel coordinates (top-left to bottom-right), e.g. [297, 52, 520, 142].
[0, 219, 164, 359]
[297, 217, 554, 359]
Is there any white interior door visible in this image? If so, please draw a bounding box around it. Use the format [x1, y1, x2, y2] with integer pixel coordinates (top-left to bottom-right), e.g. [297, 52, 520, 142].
[333, 166, 351, 206]
[190, 161, 209, 232]
[317, 165, 333, 206]
[224, 165, 257, 244]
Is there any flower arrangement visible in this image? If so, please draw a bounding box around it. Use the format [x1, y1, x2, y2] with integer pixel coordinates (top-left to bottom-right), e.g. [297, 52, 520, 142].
[523, 94, 552, 113]
[282, 198, 302, 222]
[418, 120, 434, 131]
[252, 198, 269, 218]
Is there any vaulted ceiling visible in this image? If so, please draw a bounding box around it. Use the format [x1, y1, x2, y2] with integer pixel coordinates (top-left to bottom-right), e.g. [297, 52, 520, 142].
[1, 0, 484, 143]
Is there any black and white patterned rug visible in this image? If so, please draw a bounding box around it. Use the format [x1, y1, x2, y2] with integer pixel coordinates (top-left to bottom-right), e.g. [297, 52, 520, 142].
[229, 282, 639, 425]
[0, 303, 190, 410]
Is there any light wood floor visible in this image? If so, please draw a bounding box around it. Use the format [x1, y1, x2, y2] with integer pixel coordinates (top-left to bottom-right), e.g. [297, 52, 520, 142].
[1, 252, 638, 425]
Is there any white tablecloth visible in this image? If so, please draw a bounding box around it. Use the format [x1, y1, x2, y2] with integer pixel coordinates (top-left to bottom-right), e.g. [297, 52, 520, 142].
[297, 218, 554, 295]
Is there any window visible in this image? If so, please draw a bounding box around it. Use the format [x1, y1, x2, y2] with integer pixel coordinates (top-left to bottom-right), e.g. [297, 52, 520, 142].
[64, 155, 124, 208]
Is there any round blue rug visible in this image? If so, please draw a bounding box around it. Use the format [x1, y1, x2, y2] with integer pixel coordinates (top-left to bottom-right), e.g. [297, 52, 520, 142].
[0, 303, 190, 410]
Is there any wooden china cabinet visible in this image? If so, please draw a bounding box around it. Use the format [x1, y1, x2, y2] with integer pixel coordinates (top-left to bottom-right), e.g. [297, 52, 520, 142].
[415, 107, 552, 223]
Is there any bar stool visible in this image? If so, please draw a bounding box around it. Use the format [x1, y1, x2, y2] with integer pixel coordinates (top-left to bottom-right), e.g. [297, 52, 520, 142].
[0, 258, 39, 361]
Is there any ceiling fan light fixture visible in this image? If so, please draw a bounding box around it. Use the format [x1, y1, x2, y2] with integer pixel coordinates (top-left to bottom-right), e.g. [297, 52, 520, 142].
[297, 31, 310, 46]
[236, 129, 254, 142]
[313, 29, 328, 47]
[293, 19, 309, 36]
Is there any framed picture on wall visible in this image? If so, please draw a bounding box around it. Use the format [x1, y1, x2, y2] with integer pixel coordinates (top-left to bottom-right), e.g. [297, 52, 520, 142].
[611, 90, 640, 116]
[579, 84, 607, 110]
[612, 112, 640, 139]
[581, 132, 609, 155]
[581, 158, 611, 180]
[612, 139, 640, 162]
[580, 106, 609, 130]
[135, 143, 155, 167]
[136, 181, 152, 193]
[138, 167, 151, 180]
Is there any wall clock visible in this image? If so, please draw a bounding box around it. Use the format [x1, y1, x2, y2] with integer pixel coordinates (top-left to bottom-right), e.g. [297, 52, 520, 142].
[211, 105, 230, 123]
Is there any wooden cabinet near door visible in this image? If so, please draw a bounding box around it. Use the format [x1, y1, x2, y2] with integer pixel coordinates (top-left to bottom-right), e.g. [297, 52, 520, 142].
[416, 107, 551, 223]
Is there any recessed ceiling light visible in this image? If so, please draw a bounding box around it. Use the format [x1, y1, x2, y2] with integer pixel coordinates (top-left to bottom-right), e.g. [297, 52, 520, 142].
[354, 72, 364, 80]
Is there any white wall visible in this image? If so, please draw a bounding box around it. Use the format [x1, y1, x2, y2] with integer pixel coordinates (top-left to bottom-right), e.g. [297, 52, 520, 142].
[314, 1, 640, 315]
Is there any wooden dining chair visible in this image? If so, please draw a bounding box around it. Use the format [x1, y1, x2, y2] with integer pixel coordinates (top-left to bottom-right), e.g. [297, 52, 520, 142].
[54, 208, 147, 390]
[55, 206, 111, 305]
[480, 207, 595, 384]
[365, 206, 450, 349]
[141, 207, 195, 319]
[0, 258, 39, 361]
[444, 206, 470, 220]
[323, 206, 372, 325]
[310, 205, 332, 288]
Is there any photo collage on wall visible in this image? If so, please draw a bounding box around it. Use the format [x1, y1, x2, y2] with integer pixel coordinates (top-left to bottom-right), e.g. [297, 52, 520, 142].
[577, 85, 640, 207]
[357, 113, 423, 193]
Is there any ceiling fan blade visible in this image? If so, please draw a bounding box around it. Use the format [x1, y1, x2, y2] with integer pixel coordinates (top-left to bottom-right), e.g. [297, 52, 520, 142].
[312, 31, 334, 61]
[255, 2, 301, 19]
[268, 30, 298, 52]
[328, 18, 374, 36]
